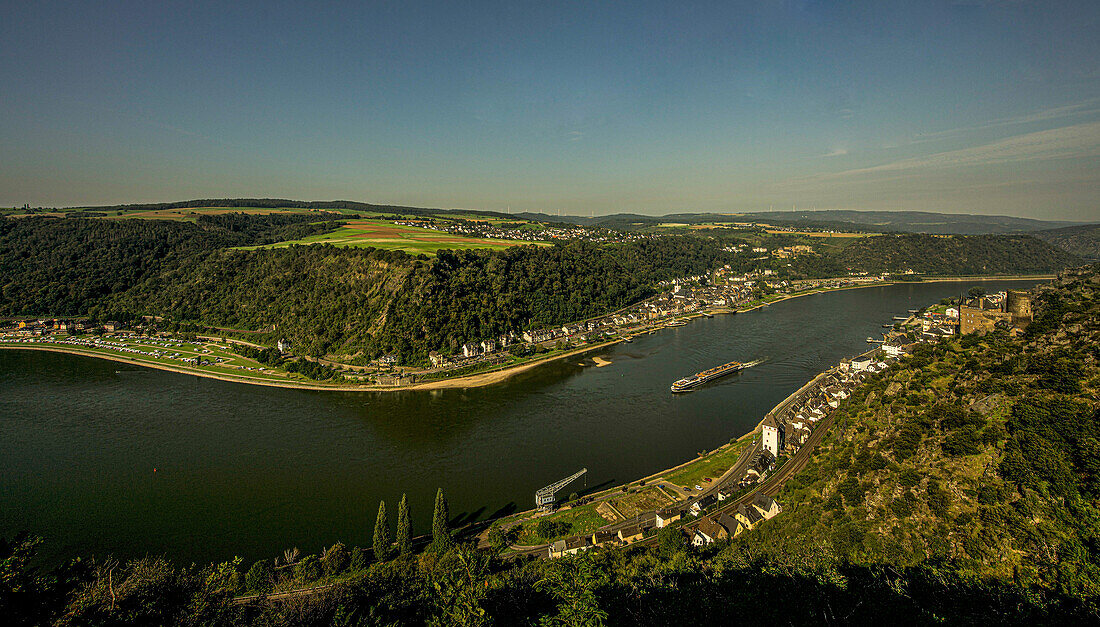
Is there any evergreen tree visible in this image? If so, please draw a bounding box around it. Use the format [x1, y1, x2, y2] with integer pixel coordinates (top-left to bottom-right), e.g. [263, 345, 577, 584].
[396, 493, 411, 556]
[431, 487, 453, 551]
[373, 501, 391, 562]
[349, 546, 367, 572]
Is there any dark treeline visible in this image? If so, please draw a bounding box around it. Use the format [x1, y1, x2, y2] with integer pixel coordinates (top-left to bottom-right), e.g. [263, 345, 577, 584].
[3, 533, 1094, 626]
[0, 215, 343, 318]
[74, 198, 515, 220]
[834, 233, 1079, 275]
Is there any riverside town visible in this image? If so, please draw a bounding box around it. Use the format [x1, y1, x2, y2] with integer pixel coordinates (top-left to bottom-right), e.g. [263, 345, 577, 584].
[4, 2, 1100, 624]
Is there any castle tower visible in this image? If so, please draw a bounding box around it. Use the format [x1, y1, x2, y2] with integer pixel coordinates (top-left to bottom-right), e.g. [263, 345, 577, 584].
[1006, 290, 1032, 327]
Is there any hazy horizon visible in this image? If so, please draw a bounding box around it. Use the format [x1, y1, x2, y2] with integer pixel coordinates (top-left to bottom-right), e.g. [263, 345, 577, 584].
[2, 1, 1098, 220]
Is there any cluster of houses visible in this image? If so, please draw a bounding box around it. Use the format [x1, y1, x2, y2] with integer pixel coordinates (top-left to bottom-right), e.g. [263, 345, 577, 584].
[547, 492, 784, 558]
[4, 318, 110, 335]
[419, 290, 715, 371]
[392, 219, 658, 244]
[786, 275, 886, 293]
[406, 267, 894, 376]
[771, 245, 814, 258]
[382, 267, 906, 375]
[688, 493, 781, 546]
[768, 344, 908, 457]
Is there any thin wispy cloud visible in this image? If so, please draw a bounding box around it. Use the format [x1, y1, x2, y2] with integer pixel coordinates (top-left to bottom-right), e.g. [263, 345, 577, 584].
[911, 98, 1100, 144]
[822, 148, 848, 158]
[807, 120, 1100, 182]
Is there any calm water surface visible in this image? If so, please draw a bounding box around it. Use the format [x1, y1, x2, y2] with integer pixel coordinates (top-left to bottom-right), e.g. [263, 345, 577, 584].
[0, 280, 1039, 563]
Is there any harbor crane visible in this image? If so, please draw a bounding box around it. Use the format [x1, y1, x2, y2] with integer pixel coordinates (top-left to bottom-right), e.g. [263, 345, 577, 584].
[535, 468, 587, 511]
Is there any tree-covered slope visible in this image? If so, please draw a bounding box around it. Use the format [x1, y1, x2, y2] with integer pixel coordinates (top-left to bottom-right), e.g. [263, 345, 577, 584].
[0, 215, 342, 317]
[108, 238, 730, 359]
[833, 233, 1080, 275]
[375, 239, 729, 361]
[751, 265, 1100, 596]
[1032, 224, 1100, 260]
[105, 245, 418, 356]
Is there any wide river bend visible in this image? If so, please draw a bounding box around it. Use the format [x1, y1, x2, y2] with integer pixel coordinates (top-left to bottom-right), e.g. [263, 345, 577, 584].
[0, 279, 1039, 564]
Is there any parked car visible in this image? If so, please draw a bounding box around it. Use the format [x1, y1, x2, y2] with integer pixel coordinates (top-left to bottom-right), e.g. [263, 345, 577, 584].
[694, 485, 703, 491]
[703, 478, 713, 482]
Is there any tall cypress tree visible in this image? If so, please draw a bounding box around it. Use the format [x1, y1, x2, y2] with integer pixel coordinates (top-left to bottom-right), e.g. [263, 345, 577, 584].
[373, 500, 390, 562]
[431, 487, 453, 551]
[396, 493, 411, 556]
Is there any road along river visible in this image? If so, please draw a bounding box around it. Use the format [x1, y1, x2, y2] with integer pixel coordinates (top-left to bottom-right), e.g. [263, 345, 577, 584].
[0, 279, 1041, 564]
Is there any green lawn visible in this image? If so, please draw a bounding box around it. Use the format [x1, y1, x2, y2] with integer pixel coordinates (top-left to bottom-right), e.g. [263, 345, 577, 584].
[513, 505, 610, 544]
[664, 438, 750, 487]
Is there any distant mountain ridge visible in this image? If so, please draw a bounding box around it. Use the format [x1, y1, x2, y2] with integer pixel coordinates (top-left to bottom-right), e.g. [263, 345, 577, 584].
[519, 209, 1086, 235]
[71, 198, 518, 220]
[59, 199, 1084, 236]
[736, 210, 1083, 234]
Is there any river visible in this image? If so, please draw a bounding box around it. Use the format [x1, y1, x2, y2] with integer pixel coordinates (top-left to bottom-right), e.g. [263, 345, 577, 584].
[0, 279, 1040, 564]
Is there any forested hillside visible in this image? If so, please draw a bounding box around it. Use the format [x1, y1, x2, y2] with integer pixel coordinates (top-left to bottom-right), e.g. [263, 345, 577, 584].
[107, 239, 730, 359]
[753, 264, 1100, 596]
[104, 246, 418, 356]
[834, 233, 1079, 275]
[375, 240, 729, 361]
[0, 215, 343, 317]
[741, 209, 1079, 234]
[1032, 224, 1100, 260]
[0, 216, 1083, 362]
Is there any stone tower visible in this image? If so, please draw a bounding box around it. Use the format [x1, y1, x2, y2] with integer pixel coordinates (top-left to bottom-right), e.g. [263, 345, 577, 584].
[1006, 290, 1032, 327]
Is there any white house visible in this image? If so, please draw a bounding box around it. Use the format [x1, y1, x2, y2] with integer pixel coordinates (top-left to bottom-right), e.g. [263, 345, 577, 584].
[762, 423, 780, 457]
[655, 507, 682, 528]
[851, 358, 873, 372]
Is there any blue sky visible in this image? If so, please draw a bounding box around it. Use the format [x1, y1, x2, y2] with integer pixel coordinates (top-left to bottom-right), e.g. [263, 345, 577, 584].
[2, 1, 1098, 219]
